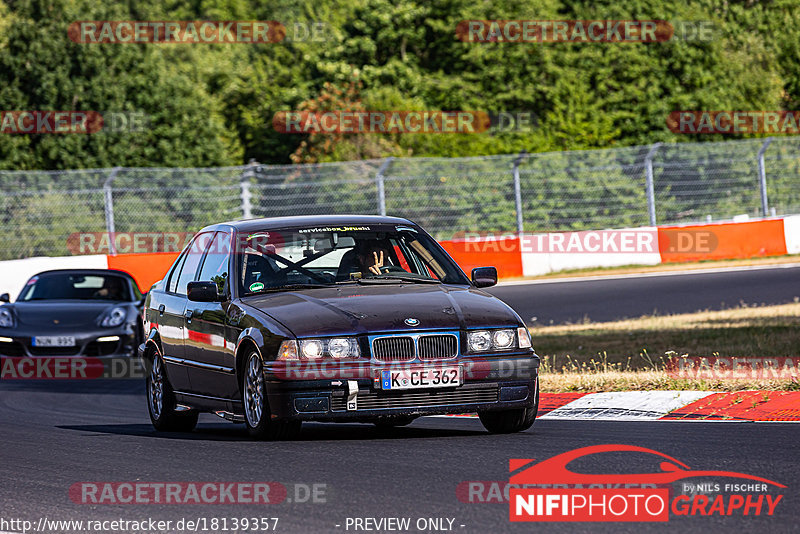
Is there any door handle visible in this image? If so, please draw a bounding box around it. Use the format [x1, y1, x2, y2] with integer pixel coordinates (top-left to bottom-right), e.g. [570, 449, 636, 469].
[185, 309, 193, 322]
[158, 304, 165, 316]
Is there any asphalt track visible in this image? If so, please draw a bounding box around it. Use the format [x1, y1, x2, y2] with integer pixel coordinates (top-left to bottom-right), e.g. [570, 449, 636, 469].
[2, 265, 799, 533]
[0, 380, 797, 534]
[487, 263, 800, 325]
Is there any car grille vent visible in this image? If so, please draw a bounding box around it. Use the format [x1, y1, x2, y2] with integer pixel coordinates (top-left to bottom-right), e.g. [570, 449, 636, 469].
[418, 334, 458, 360]
[372, 336, 415, 362]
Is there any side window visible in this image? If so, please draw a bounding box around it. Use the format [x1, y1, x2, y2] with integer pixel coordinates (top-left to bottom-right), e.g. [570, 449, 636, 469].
[175, 232, 214, 295]
[197, 231, 231, 294]
[167, 251, 189, 293]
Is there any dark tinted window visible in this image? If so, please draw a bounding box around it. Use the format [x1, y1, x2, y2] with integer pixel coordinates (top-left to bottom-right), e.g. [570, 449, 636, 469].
[175, 232, 214, 295]
[167, 250, 189, 293]
[18, 273, 134, 302]
[198, 231, 231, 294]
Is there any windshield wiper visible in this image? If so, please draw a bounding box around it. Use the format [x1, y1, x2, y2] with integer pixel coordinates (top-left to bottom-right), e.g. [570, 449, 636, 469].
[358, 275, 441, 284]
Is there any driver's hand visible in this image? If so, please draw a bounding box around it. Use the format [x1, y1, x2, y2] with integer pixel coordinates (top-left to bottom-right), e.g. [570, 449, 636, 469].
[368, 250, 385, 275]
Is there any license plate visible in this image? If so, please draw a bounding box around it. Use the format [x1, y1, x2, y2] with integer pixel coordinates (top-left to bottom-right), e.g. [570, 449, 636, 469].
[32, 336, 76, 347]
[380, 366, 461, 390]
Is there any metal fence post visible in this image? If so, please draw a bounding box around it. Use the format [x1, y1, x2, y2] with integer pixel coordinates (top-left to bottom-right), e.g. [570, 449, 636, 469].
[512, 150, 527, 235]
[757, 138, 773, 217]
[103, 167, 121, 255]
[644, 143, 662, 226]
[240, 159, 257, 220]
[375, 157, 393, 216]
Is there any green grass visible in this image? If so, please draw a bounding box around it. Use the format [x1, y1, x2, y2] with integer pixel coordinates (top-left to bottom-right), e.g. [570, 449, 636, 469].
[531, 302, 800, 392]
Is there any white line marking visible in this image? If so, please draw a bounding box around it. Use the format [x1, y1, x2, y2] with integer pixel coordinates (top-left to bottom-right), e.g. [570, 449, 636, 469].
[540, 391, 715, 420]
[497, 262, 800, 286]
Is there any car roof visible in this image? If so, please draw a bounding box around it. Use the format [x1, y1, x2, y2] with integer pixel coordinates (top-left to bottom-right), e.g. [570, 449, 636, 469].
[30, 269, 135, 280]
[199, 214, 417, 234]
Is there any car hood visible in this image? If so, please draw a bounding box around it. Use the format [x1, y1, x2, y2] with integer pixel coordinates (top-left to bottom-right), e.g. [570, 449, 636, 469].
[10, 301, 127, 328]
[241, 283, 522, 337]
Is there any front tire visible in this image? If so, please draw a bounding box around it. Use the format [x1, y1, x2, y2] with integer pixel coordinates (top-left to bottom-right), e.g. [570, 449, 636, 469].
[146, 352, 198, 432]
[242, 350, 301, 440]
[478, 379, 539, 434]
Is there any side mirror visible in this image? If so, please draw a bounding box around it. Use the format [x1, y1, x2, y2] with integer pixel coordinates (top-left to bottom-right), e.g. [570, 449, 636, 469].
[0, 293, 9, 303]
[471, 266, 497, 288]
[187, 281, 220, 302]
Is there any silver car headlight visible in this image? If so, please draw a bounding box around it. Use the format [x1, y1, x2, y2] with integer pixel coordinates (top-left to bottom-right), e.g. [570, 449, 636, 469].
[327, 338, 359, 359]
[468, 328, 519, 352]
[100, 307, 127, 327]
[299, 338, 360, 360]
[0, 308, 16, 328]
[467, 330, 492, 351]
[492, 329, 515, 349]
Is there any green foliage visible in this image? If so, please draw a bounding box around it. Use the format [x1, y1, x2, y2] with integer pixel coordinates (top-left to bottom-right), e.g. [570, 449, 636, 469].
[0, 0, 798, 169]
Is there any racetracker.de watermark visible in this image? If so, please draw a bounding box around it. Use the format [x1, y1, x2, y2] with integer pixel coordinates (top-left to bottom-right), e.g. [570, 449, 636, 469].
[456, 20, 714, 43]
[68, 21, 331, 43]
[456, 20, 673, 43]
[0, 111, 149, 134]
[452, 228, 718, 255]
[668, 111, 800, 134]
[273, 111, 493, 134]
[0, 357, 145, 380]
[69, 482, 326, 504]
[666, 356, 800, 380]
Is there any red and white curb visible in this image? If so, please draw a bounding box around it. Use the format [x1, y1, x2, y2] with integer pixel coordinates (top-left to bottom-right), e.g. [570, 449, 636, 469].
[442, 390, 800, 422]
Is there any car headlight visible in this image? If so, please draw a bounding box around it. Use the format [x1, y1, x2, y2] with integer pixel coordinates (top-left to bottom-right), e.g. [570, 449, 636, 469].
[468, 330, 492, 351]
[100, 307, 127, 327]
[298, 337, 361, 360]
[300, 339, 324, 360]
[468, 328, 519, 352]
[328, 338, 359, 359]
[0, 308, 15, 328]
[493, 329, 515, 349]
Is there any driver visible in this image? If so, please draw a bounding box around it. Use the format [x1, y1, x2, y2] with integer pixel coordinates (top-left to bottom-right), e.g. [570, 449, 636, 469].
[354, 242, 397, 277]
[95, 276, 125, 300]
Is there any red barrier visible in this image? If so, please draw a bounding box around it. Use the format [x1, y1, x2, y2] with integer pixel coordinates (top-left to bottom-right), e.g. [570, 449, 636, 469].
[107, 252, 179, 292]
[440, 237, 523, 278]
[658, 219, 787, 263]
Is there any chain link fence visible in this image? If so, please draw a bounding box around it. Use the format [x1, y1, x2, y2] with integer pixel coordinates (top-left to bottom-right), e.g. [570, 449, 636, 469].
[1, 137, 799, 261]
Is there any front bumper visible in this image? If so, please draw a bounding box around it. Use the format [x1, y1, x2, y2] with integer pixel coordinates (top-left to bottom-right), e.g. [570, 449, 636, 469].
[263, 353, 539, 422]
[0, 329, 137, 358]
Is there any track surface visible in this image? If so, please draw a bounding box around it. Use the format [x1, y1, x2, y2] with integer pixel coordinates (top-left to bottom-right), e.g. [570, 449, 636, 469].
[487, 264, 800, 324]
[0, 380, 797, 534]
[2, 267, 799, 533]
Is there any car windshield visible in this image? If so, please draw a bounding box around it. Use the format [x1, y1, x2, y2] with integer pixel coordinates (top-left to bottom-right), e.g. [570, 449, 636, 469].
[237, 224, 470, 295]
[18, 273, 134, 302]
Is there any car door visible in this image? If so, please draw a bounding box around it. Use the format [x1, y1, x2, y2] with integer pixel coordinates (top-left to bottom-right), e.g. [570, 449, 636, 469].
[183, 230, 236, 397]
[159, 231, 214, 393]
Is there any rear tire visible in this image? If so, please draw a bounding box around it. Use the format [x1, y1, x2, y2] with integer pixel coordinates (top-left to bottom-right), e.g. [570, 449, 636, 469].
[242, 350, 301, 440]
[478, 379, 539, 434]
[146, 352, 198, 432]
